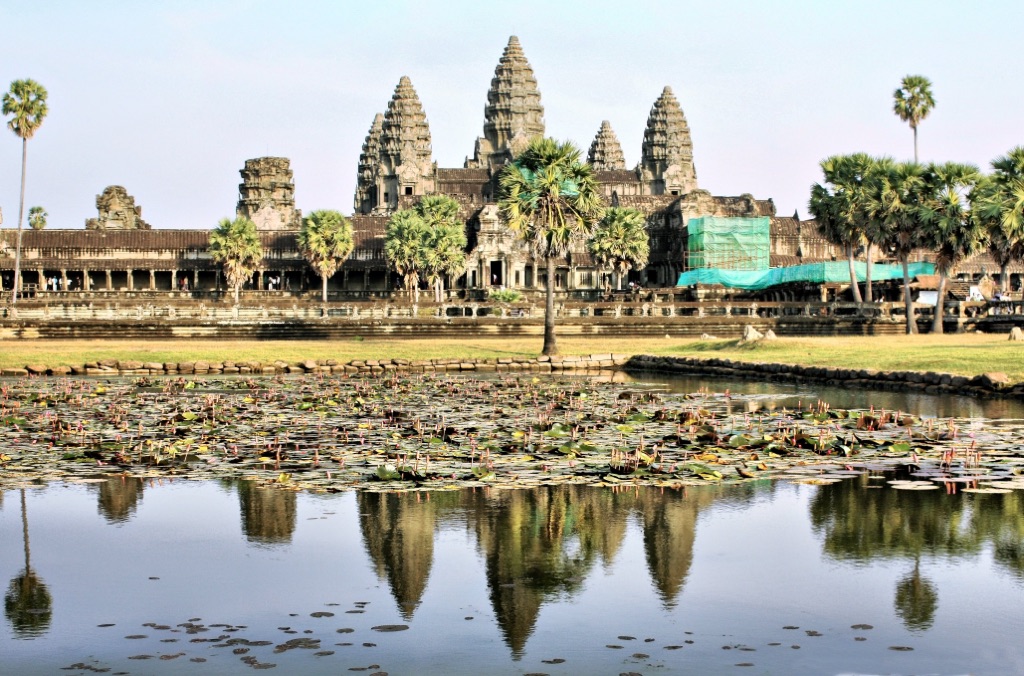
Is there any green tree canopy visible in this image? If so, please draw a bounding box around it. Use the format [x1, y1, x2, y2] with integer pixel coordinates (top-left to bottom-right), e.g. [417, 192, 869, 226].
[297, 209, 354, 302]
[3, 79, 48, 304]
[809, 153, 878, 303]
[498, 137, 603, 355]
[208, 216, 263, 305]
[919, 162, 984, 333]
[973, 147, 1024, 293]
[384, 209, 431, 301]
[589, 207, 649, 291]
[27, 206, 46, 231]
[893, 75, 935, 162]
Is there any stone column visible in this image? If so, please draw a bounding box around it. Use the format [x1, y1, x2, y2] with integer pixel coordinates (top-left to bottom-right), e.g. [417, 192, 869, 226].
[257, 270, 264, 291]
[193, 270, 199, 290]
[171, 269, 177, 291]
[82, 268, 90, 291]
[61, 269, 68, 291]
[37, 268, 45, 289]
[128, 270, 134, 291]
[105, 270, 112, 290]
[149, 270, 156, 290]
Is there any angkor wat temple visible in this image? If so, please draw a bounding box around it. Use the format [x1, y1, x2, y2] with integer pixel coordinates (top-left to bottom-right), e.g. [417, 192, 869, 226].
[0, 36, 836, 299]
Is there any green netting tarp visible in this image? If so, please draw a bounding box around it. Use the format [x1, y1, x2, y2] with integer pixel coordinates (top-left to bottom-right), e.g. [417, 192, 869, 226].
[687, 216, 770, 271]
[676, 261, 935, 290]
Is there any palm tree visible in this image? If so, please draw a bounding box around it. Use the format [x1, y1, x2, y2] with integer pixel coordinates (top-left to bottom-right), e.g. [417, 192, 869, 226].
[423, 221, 467, 303]
[416, 195, 467, 302]
[893, 75, 935, 163]
[589, 207, 649, 291]
[873, 161, 929, 333]
[384, 209, 430, 301]
[974, 147, 1024, 293]
[2, 79, 48, 304]
[208, 216, 263, 305]
[27, 206, 46, 230]
[809, 154, 876, 303]
[499, 137, 603, 355]
[297, 209, 354, 302]
[919, 162, 984, 333]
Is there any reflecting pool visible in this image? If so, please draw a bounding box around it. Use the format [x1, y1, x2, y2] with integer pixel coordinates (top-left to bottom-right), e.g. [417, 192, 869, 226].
[3, 473, 1024, 675]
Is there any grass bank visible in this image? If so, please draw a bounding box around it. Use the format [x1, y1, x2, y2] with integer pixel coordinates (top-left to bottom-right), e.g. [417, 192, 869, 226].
[0, 334, 1019, 381]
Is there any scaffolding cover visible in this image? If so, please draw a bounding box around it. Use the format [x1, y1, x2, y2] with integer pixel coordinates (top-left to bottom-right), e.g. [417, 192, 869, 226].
[687, 216, 770, 271]
[676, 261, 936, 290]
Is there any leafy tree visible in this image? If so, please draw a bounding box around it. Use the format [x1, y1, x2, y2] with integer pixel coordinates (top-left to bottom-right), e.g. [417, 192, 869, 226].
[872, 161, 929, 334]
[417, 195, 467, 302]
[499, 137, 603, 355]
[919, 162, 984, 333]
[297, 209, 354, 302]
[589, 207, 649, 291]
[893, 75, 935, 163]
[809, 154, 877, 303]
[208, 216, 263, 305]
[384, 210, 430, 301]
[973, 147, 1024, 293]
[27, 206, 46, 230]
[2, 79, 48, 304]
[385, 195, 467, 303]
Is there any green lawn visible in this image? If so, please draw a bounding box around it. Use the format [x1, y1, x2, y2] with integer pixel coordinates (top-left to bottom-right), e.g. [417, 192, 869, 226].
[0, 334, 1019, 380]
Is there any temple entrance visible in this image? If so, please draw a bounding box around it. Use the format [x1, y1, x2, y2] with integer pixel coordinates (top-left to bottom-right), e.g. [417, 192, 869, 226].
[490, 261, 503, 287]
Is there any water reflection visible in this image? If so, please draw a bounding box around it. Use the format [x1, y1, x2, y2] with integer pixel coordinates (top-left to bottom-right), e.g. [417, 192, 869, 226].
[92, 475, 145, 524]
[358, 491, 460, 620]
[235, 480, 297, 545]
[894, 561, 938, 632]
[3, 490, 52, 639]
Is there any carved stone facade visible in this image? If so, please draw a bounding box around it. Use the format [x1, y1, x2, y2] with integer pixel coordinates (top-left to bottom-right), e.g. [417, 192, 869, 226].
[236, 157, 301, 231]
[85, 186, 151, 230]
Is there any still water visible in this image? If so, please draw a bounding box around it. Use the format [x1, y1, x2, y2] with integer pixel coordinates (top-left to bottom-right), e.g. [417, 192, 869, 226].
[3, 377, 1024, 675]
[3, 475, 1024, 675]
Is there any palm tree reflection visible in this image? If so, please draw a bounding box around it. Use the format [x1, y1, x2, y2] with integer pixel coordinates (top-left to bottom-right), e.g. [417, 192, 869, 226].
[4, 490, 52, 638]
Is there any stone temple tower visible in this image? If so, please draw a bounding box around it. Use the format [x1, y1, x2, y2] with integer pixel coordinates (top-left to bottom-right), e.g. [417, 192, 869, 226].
[639, 86, 697, 196]
[354, 113, 384, 214]
[465, 36, 545, 172]
[236, 157, 301, 230]
[355, 77, 435, 214]
[587, 120, 627, 170]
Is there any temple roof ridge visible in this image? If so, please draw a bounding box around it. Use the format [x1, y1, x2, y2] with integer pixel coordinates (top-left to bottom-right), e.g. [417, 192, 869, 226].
[380, 76, 432, 169]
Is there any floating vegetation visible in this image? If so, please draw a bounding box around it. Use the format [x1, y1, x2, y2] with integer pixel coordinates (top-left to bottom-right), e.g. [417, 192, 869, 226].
[3, 373, 1024, 494]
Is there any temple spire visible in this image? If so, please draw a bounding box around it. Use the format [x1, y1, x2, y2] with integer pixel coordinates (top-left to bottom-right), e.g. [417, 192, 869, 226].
[466, 36, 545, 171]
[354, 113, 384, 214]
[375, 76, 435, 212]
[640, 86, 697, 196]
[587, 121, 626, 170]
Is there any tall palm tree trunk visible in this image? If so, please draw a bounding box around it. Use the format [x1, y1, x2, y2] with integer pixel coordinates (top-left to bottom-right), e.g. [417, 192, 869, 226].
[21, 489, 30, 571]
[864, 243, 874, 303]
[322, 276, 329, 303]
[901, 257, 917, 334]
[1000, 263, 1010, 294]
[11, 138, 27, 304]
[847, 244, 863, 303]
[932, 271, 947, 334]
[542, 255, 558, 356]
[913, 125, 918, 163]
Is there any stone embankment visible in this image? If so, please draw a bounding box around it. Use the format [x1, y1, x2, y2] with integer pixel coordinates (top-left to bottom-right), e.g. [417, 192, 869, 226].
[625, 355, 1020, 399]
[3, 353, 1019, 400]
[2, 354, 631, 377]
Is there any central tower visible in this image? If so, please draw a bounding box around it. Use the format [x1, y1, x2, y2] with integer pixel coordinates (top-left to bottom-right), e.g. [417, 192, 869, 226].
[465, 36, 545, 172]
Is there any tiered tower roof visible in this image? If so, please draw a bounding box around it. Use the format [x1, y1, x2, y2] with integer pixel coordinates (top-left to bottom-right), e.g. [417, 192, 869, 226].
[354, 113, 384, 213]
[640, 86, 697, 195]
[466, 36, 545, 170]
[380, 76, 433, 172]
[587, 120, 626, 170]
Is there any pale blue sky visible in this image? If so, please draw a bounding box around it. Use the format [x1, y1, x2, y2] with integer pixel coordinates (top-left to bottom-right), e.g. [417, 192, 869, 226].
[1, 0, 1021, 229]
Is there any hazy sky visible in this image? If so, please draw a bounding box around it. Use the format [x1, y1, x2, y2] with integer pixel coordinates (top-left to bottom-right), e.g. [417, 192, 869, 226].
[1, 0, 1021, 230]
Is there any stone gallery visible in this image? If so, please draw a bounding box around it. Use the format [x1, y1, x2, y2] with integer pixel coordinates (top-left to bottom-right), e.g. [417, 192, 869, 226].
[0, 37, 834, 298]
